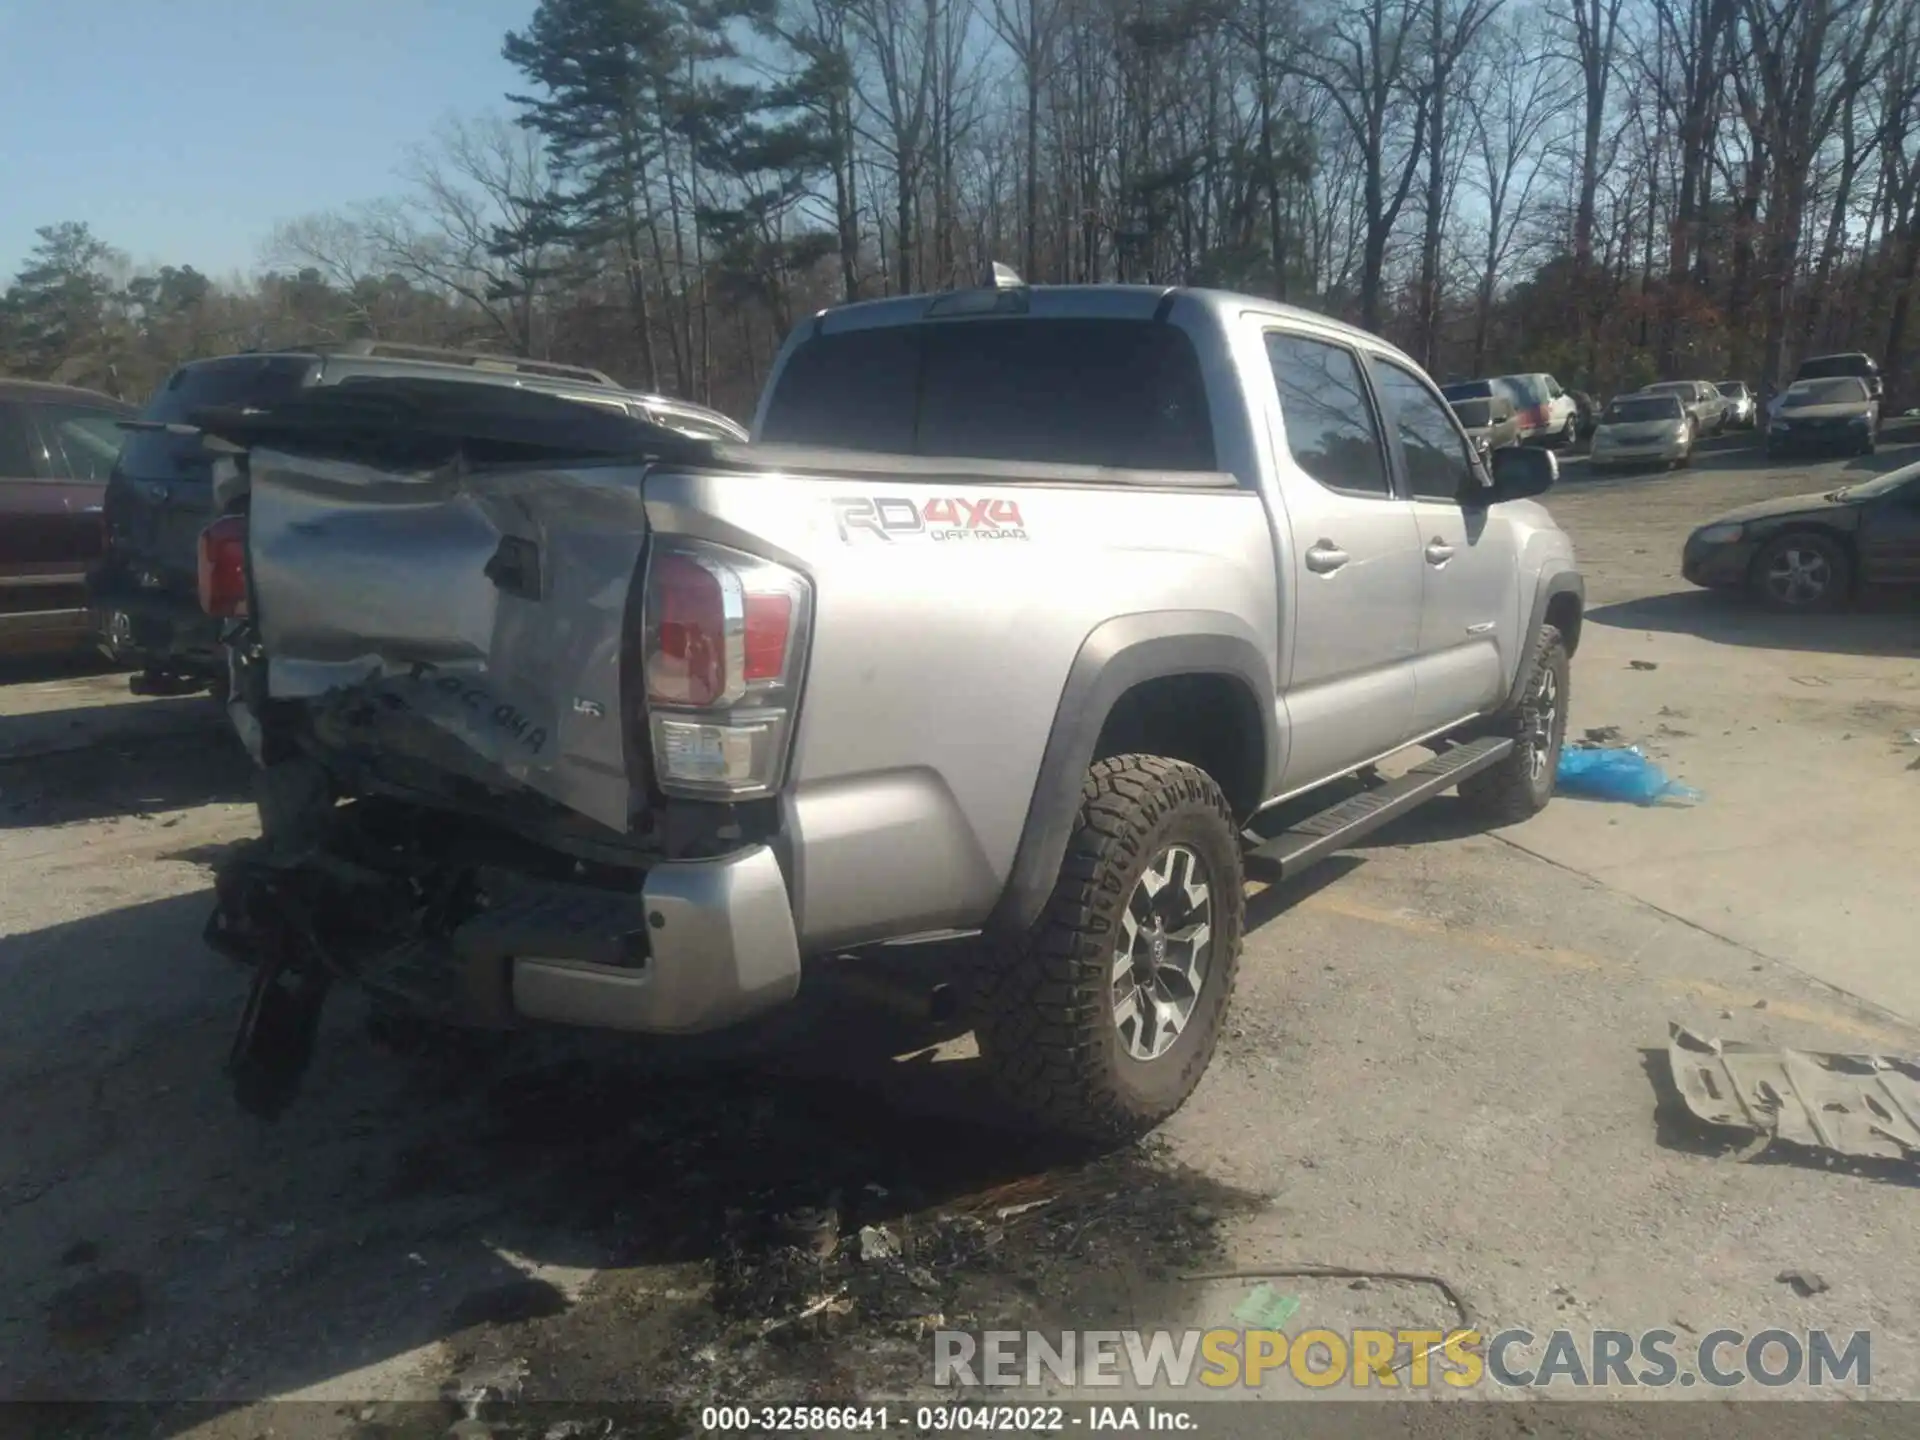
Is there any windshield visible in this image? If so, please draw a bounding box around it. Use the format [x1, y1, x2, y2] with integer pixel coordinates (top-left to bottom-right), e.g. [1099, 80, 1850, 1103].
[1448, 398, 1494, 427]
[1642, 383, 1691, 396]
[1441, 381, 1493, 402]
[120, 355, 315, 482]
[1604, 396, 1683, 423]
[1832, 462, 1920, 502]
[1716, 382, 1747, 398]
[1784, 378, 1869, 405]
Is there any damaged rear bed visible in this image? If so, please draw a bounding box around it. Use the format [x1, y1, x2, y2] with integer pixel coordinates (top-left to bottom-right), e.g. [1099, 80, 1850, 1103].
[197, 380, 804, 1116]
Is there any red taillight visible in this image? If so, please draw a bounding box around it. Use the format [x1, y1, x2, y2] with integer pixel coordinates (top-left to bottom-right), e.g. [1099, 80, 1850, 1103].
[743, 594, 793, 681]
[640, 539, 809, 799]
[647, 551, 729, 707]
[197, 514, 248, 618]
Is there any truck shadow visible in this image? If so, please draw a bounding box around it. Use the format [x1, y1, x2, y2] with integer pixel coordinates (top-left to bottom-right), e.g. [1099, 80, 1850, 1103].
[1587, 588, 1920, 658]
[2, 890, 1258, 1422]
[0, 726, 251, 830]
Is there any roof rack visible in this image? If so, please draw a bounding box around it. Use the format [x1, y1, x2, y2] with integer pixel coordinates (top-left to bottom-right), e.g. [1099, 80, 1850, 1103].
[319, 339, 619, 388]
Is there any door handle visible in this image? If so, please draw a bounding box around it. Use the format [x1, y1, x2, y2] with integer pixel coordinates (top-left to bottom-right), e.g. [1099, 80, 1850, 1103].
[1425, 539, 1455, 565]
[1304, 541, 1350, 574]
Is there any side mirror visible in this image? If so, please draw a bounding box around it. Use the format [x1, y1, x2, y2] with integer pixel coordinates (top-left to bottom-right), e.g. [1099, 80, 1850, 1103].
[1484, 444, 1557, 503]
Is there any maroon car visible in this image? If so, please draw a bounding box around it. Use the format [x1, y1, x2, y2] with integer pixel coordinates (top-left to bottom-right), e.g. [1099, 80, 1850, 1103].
[0, 380, 134, 655]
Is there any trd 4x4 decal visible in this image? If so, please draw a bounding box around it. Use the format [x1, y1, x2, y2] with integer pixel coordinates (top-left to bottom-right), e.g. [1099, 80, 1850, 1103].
[832, 496, 1029, 543]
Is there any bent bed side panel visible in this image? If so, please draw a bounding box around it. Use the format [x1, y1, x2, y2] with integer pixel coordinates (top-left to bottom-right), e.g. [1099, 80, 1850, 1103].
[248, 449, 653, 832]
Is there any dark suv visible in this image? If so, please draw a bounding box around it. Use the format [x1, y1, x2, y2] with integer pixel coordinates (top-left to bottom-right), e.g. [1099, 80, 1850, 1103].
[0, 380, 135, 657]
[88, 341, 747, 693]
[1791, 352, 1882, 401]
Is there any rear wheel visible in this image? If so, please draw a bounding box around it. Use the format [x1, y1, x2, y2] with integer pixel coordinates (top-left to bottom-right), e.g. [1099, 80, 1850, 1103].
[1750, 531, 1851, 612]
[975, 755, 1244, 1144]
[1457, 624, 1570, 825]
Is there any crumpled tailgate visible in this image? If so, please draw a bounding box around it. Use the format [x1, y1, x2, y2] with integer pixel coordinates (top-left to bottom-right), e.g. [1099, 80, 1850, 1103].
[248, 447, 653, 832]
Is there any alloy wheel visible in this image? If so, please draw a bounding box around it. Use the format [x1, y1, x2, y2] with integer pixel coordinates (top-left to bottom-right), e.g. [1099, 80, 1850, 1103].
[1763, 546, 1833, 607]
[1524, 663, 1560, 781]
[1111, 845, 1213, 1062]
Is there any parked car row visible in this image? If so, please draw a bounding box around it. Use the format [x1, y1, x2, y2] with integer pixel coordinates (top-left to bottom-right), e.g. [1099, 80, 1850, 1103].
[1440, 373, 1581, 450]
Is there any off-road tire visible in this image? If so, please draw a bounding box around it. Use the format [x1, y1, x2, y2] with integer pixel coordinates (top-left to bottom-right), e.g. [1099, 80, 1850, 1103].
[974, 755, 1245, 1144]
[1457, 623, 1570, 825]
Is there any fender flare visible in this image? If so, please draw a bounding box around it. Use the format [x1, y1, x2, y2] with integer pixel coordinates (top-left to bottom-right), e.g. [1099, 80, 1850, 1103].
[1502, 569, 1585, 711]
[987, 611, 1280, 935]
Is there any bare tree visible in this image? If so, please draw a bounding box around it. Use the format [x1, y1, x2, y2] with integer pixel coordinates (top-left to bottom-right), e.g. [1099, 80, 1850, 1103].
[1296, 0, 1432, 330]
[1463, 16, 1576, 369]
[358, 113, 567, 355]
[987, 0, 1068, 277]
[1412, 0, 1506, 367]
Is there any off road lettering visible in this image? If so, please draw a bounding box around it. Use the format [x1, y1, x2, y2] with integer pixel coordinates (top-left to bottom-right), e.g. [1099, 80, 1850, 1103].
[833, 495, 1029, 543]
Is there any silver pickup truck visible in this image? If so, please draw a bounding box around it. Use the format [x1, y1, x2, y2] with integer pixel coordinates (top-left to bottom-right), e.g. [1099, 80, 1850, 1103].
[198, 274, 1583, 1142]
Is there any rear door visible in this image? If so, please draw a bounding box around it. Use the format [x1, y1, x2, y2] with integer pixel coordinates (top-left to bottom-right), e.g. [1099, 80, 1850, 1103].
[0, 402, 79, 583]
[29, 399, 129, 569]
[1260, 328, 1424, 790]
[1371, 357, 1519, 730]
[107, 356, 314, 591]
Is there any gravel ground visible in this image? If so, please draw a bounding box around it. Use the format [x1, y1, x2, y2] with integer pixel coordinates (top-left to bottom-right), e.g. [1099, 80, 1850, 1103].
[2, 425, 1917, 1437]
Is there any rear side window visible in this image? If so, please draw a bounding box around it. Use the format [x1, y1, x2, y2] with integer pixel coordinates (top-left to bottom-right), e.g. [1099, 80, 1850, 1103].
[1376, 361, 1476, 503]
[120, 355, 313, 479]
[35, 404, 127, 480]
[759, 319, 1217, 471]
[0, 403, 44, 477]
[1265, 333, 1390, 497]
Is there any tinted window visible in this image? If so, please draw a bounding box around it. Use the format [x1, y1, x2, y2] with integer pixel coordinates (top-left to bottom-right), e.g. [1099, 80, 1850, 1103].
[1716, 382, 1746, 398]
[1795, 355, 1872, 381]
[1604, 396, 1684, 423]
[1449, 399, 1493, 428]
[1265, 333, 1389, 497]
[1440, 381, 1492, 402]
[760, 320, 1216, 471]
[1377, 362, 1476, 502]
[916, 321, 1215, 469]
[1786, 378, 1870, 405]
[760, 327, 924, 454]
[0, 403, 42, 477]
[36, 404, 127, 481]
[120, 355, 314, 481]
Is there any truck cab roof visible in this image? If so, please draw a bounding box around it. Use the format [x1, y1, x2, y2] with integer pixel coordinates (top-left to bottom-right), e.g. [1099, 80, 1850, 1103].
[797, 282, 1417, 364]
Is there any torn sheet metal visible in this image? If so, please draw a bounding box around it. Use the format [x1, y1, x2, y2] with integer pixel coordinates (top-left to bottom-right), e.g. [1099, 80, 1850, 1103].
[247, 447, 654, 833]
[1666, 1022, 1920, 1161]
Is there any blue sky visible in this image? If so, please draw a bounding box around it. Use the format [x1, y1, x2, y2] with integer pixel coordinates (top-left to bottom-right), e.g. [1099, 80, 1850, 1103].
[1, 0, 541, 282]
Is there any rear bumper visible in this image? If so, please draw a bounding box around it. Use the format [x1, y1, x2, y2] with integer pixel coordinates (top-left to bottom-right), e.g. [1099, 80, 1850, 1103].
[86, 575, 224, 673]
[211, 835, 804, 1036]
[500, 845, 802, 1034]
[1589, 440, 1688, 468]
[1765, 425, 1868, 453]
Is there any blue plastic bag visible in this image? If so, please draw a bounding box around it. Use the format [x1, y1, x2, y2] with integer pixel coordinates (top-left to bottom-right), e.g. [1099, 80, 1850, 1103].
[1555, 745, 1704, 805]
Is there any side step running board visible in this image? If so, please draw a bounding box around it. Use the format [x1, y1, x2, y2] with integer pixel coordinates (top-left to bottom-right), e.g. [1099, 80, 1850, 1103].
[1242, 735, 1515, 881]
